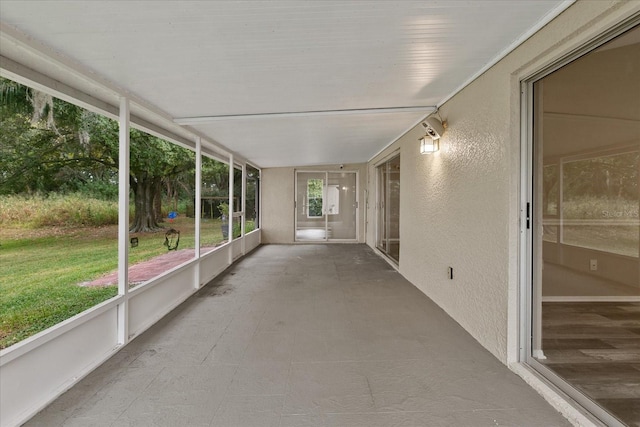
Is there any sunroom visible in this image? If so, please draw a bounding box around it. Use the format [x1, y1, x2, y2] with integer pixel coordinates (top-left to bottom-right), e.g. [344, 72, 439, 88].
[0, 1, 639, 426]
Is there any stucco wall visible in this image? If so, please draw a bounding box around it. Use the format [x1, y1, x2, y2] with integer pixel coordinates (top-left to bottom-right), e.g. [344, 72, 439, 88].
[262, 163, 367, 244]
[367, 1, 640, 363]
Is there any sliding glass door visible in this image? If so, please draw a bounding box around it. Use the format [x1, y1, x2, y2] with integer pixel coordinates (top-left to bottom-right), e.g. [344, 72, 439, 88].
[376, 155, 400, 263]
[525, 23, 639, 427]
[327, 172, 358, 240]
[295, 171, 358, 242]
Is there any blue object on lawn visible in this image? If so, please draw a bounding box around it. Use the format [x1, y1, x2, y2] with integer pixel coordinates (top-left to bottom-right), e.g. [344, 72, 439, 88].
[168, 211, 178, 219]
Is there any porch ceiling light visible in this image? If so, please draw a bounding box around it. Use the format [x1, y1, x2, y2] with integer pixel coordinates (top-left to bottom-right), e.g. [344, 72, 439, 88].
[419, 115, 445, 154]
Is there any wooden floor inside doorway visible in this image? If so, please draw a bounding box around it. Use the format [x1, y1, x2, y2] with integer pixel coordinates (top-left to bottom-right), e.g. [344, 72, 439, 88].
[542, 302, 640, 426]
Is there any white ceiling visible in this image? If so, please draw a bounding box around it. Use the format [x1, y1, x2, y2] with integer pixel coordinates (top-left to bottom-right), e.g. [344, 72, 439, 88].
[0, 1, 572, 168]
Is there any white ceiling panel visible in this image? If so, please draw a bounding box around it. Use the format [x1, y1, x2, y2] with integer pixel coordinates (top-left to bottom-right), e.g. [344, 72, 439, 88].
[0, 0, 572, 167]
[191, 111, 428, 168]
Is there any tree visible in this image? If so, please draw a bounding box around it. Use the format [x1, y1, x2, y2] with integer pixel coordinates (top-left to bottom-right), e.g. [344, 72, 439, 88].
[130, 133, 194, 232]
[1, 77, 197, 232]
[85, 116, 195, 232]
[201, 157, 229, 197]
[563, 153, 639, 201]
[0, 77, 93, 194]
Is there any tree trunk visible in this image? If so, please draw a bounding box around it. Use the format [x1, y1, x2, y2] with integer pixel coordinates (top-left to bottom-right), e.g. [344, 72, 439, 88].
[154, 180, 163, 223]
[130, 176, 164, 233]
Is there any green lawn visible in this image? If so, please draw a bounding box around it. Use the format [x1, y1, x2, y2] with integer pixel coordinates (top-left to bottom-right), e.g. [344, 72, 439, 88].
[0, 230, 119, 349]
[0, 217, 242, 349]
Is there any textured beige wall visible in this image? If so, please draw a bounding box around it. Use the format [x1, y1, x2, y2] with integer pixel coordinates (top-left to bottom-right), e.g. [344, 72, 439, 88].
[367, 1, 640, 363]
[261, 168, 295, 243]
[262, 163, 367, 244]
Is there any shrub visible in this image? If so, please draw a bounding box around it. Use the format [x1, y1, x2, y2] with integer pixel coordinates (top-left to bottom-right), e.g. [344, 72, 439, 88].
[0, 193, 118, 228]
[75, 180, 119, 201]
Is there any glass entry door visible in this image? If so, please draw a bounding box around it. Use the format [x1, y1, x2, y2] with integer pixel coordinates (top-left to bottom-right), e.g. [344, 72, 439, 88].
[295, 171, 358, 242]
[376, 155, 400, 263]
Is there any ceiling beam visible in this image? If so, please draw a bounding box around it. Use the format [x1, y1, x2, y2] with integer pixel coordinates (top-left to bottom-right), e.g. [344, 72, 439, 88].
[174, 106, 435, 124]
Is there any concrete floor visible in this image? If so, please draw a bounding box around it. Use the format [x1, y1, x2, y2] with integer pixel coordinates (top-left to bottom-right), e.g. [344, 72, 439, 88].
[26, 244, 571, 427]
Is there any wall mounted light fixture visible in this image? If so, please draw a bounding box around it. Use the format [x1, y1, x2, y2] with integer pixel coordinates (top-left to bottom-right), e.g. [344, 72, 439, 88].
[419, 136, 439, 154]
[419, 115, 445, 154]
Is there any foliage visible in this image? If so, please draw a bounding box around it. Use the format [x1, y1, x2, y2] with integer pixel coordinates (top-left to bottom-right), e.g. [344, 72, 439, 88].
[1, 76, 200, 232]
[545, 152, 639, 209]
[562, 196, 638, 220]
[81, 114, 197, 232]
[0, 113, 62, 194]
[0, 194, 118, 228]
[563, 153, 638, 200]
[218, 202, 229, 219]
[307, 178, 323, 217]
[128, 131, 195, 231]
[229, 220, 255, 238]
[201, 156, 229, 197]
[75, 179, 119, 201]
[308, 199, 323, 217]
[0, 78, 31, 117]
[0, 78, 101, 195]
[246, 165, 259, 223]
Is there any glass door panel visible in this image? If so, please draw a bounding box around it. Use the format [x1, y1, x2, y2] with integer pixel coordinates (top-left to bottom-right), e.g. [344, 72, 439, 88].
[296, 172, 327, 241]
[327, 172, 357, 240]
[377, 163, 388, 253]
[387, 156, 401, 262]
[529, 24, 640, 427]
[377, 155, 400, 263]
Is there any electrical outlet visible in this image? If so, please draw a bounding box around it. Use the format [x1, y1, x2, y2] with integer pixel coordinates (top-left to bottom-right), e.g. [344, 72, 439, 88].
[447, 267, 454, 280]
[590, 259, 598, 271]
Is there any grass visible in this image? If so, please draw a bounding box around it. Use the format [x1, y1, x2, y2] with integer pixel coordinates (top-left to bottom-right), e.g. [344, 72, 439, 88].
[0, 229, 119, 349]
[0, 215, 254, 349]
[0, 193, 119, 228]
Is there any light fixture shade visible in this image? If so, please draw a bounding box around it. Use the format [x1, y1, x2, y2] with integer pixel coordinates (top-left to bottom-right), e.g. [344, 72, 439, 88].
[420, 136, 439, 154]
